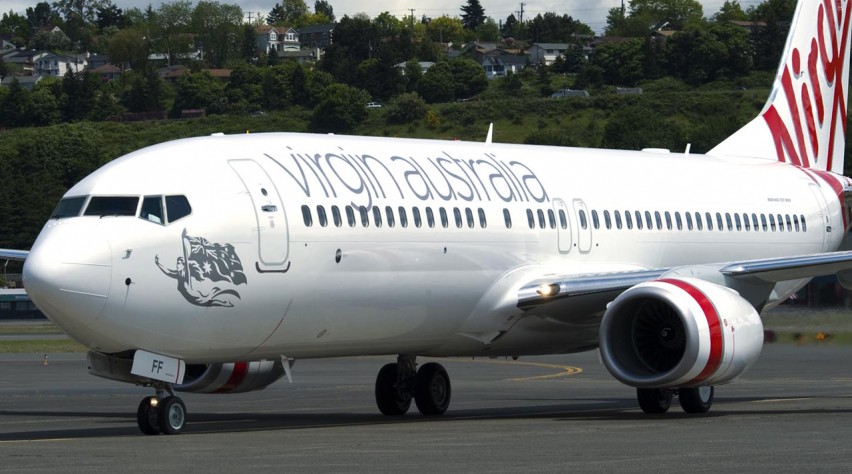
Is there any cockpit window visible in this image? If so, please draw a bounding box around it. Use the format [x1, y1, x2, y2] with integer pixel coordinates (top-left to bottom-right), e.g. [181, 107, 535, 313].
[165, 195, 192, 223]
[84, 196, 139, 217]
[140, 196, 165, 224]
[50, 196, 87, 219]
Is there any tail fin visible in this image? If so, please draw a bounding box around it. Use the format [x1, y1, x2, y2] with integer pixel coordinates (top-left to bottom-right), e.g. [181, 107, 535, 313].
[708, 0, 851, 174]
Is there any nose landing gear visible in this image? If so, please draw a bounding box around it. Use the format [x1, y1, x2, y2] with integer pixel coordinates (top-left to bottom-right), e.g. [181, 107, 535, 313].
[136, 385, 187, 435]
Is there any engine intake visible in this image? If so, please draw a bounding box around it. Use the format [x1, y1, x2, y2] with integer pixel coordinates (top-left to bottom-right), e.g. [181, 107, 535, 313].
[599, 277, 763, 388]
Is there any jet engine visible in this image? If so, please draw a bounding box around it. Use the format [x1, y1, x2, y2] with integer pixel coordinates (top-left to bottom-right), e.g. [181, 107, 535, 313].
[176, 360, 286, 393]
[599, 277, 763, 388]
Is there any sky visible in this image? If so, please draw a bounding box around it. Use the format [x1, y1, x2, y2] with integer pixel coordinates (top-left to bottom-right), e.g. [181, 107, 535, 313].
[4, 0, 770, 35]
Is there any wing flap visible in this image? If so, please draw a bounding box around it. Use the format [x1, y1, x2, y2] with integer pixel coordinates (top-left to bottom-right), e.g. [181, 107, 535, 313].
[720, 251, 852, 283]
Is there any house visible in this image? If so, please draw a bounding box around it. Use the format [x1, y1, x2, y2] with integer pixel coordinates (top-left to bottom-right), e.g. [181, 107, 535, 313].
[1, 39, 15, 51]
[277, 48, 321, 64]
[481, 54, 527, 78]
[256, 25, 300, 53]
[527, 43, 571, 66]
[394, 61, 435, 75]
[2, 50, 47, 75]
[35, 53, 87, 77]
[90, 64, 123, 82]
[86, 54, 112, 70]
[0, 75, 43, 90]
[297, 24, 334, 49]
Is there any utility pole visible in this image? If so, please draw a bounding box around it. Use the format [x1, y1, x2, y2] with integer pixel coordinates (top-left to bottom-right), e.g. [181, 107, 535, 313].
[409, 9, 415, 31]
[518, 2, 525, 24]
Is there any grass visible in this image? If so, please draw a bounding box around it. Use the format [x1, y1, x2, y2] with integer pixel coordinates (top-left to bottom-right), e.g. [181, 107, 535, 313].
[0, 323, 64, 335]
[0, 339, 86, 353]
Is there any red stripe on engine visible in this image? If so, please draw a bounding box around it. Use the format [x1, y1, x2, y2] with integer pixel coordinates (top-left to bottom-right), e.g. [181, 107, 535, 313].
[215, 361, 249, 393]
[657, 279, 723, 385]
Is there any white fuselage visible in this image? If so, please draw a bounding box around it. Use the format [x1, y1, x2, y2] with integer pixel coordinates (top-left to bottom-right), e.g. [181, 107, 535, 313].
[22, 133, 847, 363]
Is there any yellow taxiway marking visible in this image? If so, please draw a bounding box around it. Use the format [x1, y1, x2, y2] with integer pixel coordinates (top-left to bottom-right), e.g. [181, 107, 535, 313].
[753, 397, 813, 403]
[440, 358, 583, 381]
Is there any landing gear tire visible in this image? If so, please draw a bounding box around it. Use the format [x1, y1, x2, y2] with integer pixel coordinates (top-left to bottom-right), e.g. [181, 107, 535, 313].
[375, 363, 412, 415]
[136, 396, 160, 435]
[414, 362, 451, 415]
[679, 386, 714, 413]
[637, 388, 673, 414]
[157, 396, 187, 435]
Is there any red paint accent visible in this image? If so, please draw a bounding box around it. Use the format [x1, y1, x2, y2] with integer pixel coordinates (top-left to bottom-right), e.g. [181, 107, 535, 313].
[808, 38, 825, 123]
[657, 279, 723, 385]
[215, 361, 249, 393]
[801, 84, 818, 163]
[807, 168, 848, 230]
[763, 106, 801, 164]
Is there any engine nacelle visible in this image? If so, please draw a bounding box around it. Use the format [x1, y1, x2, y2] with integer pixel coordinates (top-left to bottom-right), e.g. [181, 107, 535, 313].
[599, 277, 763, 388]
[176, 360, 286, 393]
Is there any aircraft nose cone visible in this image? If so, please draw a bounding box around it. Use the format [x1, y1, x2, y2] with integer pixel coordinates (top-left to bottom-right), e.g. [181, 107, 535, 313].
[23, 220, 112, 332]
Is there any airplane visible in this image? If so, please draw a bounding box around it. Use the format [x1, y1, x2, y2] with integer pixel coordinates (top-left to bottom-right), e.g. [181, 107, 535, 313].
[2, 0, 852, 436]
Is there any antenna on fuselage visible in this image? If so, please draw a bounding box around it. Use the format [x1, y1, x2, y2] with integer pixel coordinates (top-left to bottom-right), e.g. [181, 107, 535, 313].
[485, 123, 493, 145]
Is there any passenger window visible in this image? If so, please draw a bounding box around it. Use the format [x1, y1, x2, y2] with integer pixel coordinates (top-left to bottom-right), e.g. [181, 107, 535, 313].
[413, 207, 422, 228]
[537, 209, 546, 229]
[559, 210, 567, 229]
[603, 210, 612, 229]
[793, 214, 800, 232]
[769, 214, 777, 231]
[504, 208, 513, 229]
[685, 212, 692, 231]
[372, 206, 382, 227]
[332, 205, 342, 227]
[705, 212, 713, 231]
[465, 208, 474, 228]
[635, 211, 643, 230]
[741, 213, 749, 231]
[453, 208, 462, 228]
[674, 212, 682, 230]
[801, 215, 807, 232]
[301, 205, 312, 227]
[734, 213, 742, 231]
[579, 210, 588, 229]
[479, 208, 487, 228]
[140, 196, 164, 224]
[777, 214, 784, 231]
[786, 214, 792, 232]
[439, 207, 449, 228]
[726, 213, 734, 231]
[614, 211, 622, 229]
[399, 207, 408, 228]
[346, 206, 356, 227]
[84, 196, 139, 217]
[426, 207, 435, 228]
[527, 209, 535, 229]
[51, 196, 87, 219]
[165, 195, 192, 223]
[385, 206, 395, 228]
[645, 211, 652, 229]
[654, 211, 662, 230]
[547, 209, 556, 229]
[624, 210, 633, 229]
[752, 213, 759, 232]
[317, 206, 328, 227]
[359, 206, 369, 227]
[592, 210, 600, 229]
[761, 214, 768, 231]
[664, 211, 672, 230]
[694, 212, 702, 231]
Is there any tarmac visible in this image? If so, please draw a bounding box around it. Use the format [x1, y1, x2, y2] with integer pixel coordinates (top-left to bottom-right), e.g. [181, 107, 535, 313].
[1, 345, 852, 472]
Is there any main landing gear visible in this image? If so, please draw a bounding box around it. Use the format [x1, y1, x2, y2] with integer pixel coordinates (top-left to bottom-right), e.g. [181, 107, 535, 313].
[636, 386, 715, 414]
[375, 355, 451, 416]
[136, 385, 187, 435]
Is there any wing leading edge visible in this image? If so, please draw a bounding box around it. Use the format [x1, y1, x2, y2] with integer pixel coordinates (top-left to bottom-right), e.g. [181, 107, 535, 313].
[518, 250, 852, 311]
[0, 249, 29, 261]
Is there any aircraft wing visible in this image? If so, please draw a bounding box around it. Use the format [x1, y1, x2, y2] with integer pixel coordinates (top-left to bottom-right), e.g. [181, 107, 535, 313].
[0, 249, 29, 261]
[517, 250, 852, 311]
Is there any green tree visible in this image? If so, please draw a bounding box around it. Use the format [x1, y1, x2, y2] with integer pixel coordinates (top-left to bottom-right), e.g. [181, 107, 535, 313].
[171, 71, 228, 115]
[628, 0, 704, 29]
[592, 39, 646, 86]
[52, 0, 110, 23]
[26, 2, 59, 29]
[403, 59, 423, 92]
[309, 83, 370, 133]
[1, 11, 31, 44]
[122, 70, 168, 112]
[226, 63, 264, 112]
[30, 29, 73, 51]
[191, 1, 243, 68]
[107, 26, 150, 72]
[29, 86, 61, 126]
[314, 0, 334, 22]
[425, 16, 465, 45]
[602, 105, 686, 150]
[153, 0, 194, 67]
[385, 92, 427, 124]
[450, 57, 487, 99]
[748, 0, 796, 70]
[460, 0, 486, 30]
[95, 2, 127, 31]
[60, 70, 101, 121]
[714, 0, 747, 22]
[0, 80, 33, 128]
[417, 61, 455, 103]
[267, 0, 308, 25]
[528, 12, 594, 43]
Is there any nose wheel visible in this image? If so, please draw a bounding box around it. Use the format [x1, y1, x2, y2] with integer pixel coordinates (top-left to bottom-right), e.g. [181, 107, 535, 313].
[136, 386, 187, 435]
